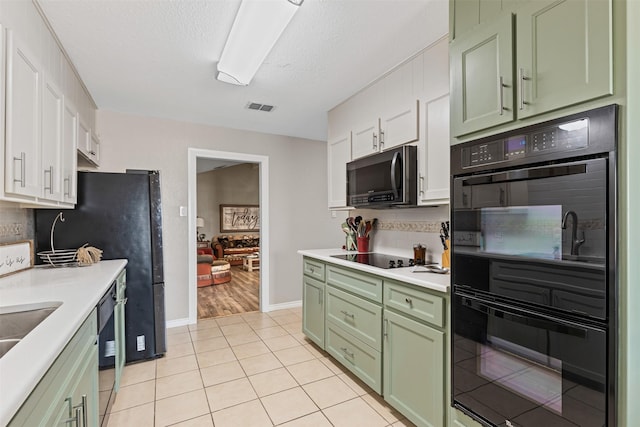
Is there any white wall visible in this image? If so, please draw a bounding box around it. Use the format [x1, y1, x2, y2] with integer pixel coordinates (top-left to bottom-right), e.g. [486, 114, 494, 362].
[96, 110, 344, 322]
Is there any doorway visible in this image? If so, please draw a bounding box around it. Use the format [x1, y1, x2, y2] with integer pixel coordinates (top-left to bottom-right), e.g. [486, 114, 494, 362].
[187, 149, 269, 324]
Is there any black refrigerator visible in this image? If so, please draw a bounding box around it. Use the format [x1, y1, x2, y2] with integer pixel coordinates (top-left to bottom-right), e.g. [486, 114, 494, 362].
[35, 170, 166, 367]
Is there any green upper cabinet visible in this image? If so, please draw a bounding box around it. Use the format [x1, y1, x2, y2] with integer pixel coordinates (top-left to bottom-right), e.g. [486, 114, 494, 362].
[516, 0, 613, 119]
[450, 13, 514, 137]
[450, 0, 613, 137]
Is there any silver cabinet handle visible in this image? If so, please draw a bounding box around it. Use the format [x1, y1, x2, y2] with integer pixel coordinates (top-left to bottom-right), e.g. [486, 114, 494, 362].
[419, 175, 425, 195]
[13, 152, 26, 187]
[340, 309, 354, 319]
[519, 68, 529, 110]
[498, 76, 505, 116]
[64, 396, 81, 426]
[318, 290, 323, 305]
[384, 318, 389, 339]
[44, 166, 53, 194]
[405, 297, 413, 306]
[372, 132, 378, 150]
[379, 129, 385, 148]
[340, 346, 354, 358]
[81, 395, 87, 427]
[64, 177, 70, 197]
[309, 267, 314, 274]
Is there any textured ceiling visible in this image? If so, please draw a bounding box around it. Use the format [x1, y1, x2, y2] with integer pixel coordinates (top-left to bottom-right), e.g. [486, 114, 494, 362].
[38, 0, 448, 141]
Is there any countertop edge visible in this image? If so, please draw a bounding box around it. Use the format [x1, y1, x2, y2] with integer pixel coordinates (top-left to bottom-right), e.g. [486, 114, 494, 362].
[298, 249, 450, 294]
[0, 259, 128, 426]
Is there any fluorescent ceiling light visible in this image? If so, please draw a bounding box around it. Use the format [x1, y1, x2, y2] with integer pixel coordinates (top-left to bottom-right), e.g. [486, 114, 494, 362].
[217, 0, 303, 86]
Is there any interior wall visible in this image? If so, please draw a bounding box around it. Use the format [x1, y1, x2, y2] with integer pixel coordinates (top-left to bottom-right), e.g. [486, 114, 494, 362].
[96, 110, 344, 321]
[351, 206, 450, 262]
[0, 204, 33, 245]
[196, 163, 259, 240]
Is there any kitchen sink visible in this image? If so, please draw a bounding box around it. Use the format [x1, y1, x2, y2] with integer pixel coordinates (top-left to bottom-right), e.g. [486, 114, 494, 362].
[0, 302, 62, 358]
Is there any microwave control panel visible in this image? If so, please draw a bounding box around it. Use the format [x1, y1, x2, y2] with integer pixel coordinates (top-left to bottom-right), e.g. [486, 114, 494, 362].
[461, 118, 590, 169]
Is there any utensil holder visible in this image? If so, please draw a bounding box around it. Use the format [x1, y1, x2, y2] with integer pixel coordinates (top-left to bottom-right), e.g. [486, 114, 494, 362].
[357, 237, 369, 253]
[442, 239, 450, 268]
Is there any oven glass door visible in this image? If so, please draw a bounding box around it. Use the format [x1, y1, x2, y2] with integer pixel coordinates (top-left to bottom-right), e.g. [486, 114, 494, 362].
[453, 293, 607, 427]
[452, 157, 608, 320]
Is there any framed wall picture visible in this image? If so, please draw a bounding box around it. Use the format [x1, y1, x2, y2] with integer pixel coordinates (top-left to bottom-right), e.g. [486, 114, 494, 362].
[220, 205, 260, 233]
[0, 240, 34, 278]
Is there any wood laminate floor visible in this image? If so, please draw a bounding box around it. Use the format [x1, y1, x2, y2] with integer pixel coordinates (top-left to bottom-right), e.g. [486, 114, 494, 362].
[198, 266, 259, 319]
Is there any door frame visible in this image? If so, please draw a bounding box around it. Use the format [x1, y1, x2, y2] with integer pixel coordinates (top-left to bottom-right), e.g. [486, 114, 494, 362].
[187, 148, 269, 323]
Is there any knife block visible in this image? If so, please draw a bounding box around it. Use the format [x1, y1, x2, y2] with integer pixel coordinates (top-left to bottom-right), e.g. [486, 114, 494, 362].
[442, 240, 450, 268]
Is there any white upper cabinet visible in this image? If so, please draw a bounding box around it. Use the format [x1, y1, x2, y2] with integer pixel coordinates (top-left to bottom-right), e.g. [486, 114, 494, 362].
[77, 121, 101, 167]
[1, 0, 99, 206]
[350, 65, 419, 161]
[379, 61, 419, 152]
[419, 95, 450, 205]
[4, 28, 42, 199]
[327, 37, 450, 208]
[62, 99, 78, 204]
[41, 73, 64, 202]
[328, 132, 352, 209]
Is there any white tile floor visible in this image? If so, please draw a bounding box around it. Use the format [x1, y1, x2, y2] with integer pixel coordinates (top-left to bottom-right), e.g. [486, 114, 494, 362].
[106, 308, 416, 427]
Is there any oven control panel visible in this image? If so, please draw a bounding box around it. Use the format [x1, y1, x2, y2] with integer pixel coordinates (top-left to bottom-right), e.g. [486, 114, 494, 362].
[461, 118, 590, 169]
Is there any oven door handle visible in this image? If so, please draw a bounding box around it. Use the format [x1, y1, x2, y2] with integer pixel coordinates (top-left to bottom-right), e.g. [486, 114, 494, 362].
[461, 163, 587, 186]
[461, 296, 589, 339]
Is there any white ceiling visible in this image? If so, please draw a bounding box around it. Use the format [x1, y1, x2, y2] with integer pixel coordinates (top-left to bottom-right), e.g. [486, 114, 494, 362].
[38, 0, 448, 142]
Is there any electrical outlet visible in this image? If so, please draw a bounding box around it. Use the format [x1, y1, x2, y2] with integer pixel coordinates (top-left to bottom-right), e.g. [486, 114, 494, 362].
[137, 335, 146, 351]
[104, 340, 115, 357]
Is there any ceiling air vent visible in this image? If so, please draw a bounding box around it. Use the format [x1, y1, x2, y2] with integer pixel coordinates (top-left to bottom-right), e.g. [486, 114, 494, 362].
[247, 102, 275, 112]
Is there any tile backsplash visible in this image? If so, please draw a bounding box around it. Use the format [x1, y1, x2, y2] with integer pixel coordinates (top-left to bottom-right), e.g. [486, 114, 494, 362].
[0, 204, 34, 244]
[350, 206, 450, 262]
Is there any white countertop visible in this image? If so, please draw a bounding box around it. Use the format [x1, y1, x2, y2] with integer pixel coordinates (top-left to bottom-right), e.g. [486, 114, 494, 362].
[298, 249, 450, 293]
[0, 259, 128, 426]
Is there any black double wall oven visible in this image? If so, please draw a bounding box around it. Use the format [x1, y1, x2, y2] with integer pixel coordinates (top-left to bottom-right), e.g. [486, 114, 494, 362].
[450, 105, 617, 427]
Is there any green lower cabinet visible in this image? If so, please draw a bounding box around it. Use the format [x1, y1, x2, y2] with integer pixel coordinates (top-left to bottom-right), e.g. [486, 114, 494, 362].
[326, 322, 382, 394]
[302, 275, 325, 348]
[449, 407, 483, 427]
[9, 310, 99, 426]
[114, 269, 127, 391]
[383, 310, 445, 427]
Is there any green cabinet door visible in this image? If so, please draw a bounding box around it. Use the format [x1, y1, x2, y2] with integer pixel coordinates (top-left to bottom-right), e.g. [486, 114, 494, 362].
[450, 12, 514, 137]
[302, 275, 325, 348]
[115, 269, 126, 391]
[383, 310, 445, 427]
[516, 0, 612, 119]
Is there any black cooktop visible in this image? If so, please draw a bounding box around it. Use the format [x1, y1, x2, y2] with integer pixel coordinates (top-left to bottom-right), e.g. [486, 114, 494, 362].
[331, 253, 415, 269]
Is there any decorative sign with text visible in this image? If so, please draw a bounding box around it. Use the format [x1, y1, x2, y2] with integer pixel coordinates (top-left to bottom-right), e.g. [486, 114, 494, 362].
[0, 240, 34, 278]
[220, 205, 260, 233]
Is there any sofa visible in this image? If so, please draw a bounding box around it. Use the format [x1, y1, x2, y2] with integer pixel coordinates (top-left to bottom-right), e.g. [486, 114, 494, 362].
[212, 235, 260, 266]
[197, 247, 231, 287]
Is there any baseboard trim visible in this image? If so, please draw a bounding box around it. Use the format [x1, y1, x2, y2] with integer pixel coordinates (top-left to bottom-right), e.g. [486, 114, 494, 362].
[166, 317, 191, 329]
[264, 300, 302, 312]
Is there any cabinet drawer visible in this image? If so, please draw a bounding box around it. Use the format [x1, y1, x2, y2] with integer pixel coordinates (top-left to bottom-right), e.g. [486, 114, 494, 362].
[384, 281, 444, 328]
[327, 286, 382, 351]
[326, 323, 381, 394]
[303, 257, 325, 281]
[327, 265, 382, 303]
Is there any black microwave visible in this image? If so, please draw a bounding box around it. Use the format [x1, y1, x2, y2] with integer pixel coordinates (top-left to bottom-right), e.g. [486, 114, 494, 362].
[346, 145, 417, 208]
